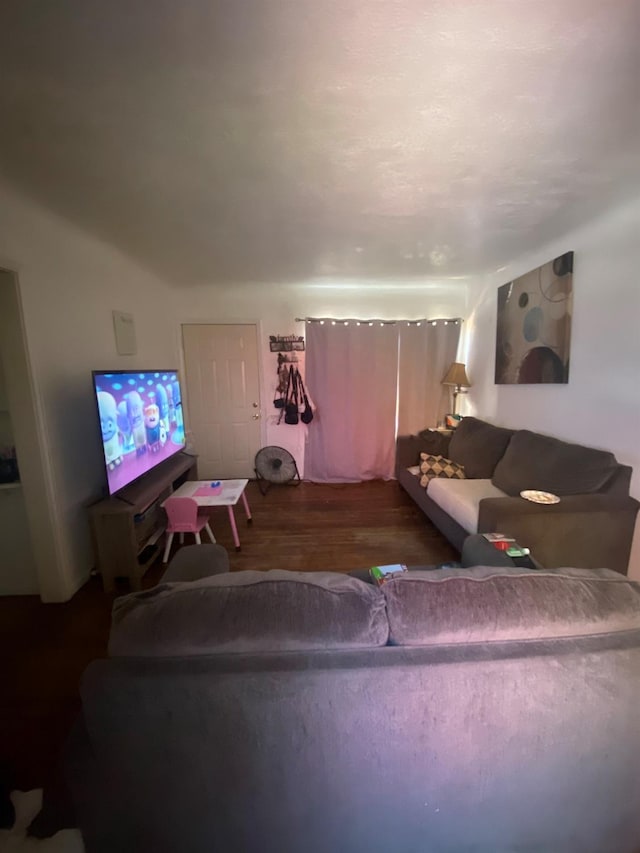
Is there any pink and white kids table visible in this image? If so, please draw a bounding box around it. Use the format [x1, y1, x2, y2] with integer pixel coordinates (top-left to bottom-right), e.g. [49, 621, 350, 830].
[166, 479, 252, 551]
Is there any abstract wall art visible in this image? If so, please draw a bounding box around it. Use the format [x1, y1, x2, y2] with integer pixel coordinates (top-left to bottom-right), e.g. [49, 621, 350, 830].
[495, 252, 573, 385]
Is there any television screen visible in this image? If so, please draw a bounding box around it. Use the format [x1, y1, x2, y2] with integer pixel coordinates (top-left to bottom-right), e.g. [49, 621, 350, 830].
[93, 370, 186, 496]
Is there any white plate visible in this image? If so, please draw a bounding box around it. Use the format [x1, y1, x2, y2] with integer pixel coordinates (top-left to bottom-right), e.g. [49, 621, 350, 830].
[520, 489, 560, 505]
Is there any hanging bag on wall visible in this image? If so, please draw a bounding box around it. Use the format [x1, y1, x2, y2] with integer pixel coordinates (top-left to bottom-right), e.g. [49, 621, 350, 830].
[273, 358, 287, 408]
[284, 366, 300, 425]
[273, 382, 286, 409]
[296, 370, 314, 424]
[277, 365, 291, 424]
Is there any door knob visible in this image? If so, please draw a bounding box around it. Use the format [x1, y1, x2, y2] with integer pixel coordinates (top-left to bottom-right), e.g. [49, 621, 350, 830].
[252, 413, 260, 420]
[252, 402, 259, 408]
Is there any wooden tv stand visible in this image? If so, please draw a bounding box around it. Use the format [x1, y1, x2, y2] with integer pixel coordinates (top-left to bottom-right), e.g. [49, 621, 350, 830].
[89, 453, 198, 592]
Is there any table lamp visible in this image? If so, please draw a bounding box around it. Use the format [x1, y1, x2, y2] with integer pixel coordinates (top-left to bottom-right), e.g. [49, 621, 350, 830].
[442, 362, 471, 415]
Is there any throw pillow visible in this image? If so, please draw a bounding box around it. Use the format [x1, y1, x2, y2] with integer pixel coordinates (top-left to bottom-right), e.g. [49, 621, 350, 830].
[419, 453, 466, 488]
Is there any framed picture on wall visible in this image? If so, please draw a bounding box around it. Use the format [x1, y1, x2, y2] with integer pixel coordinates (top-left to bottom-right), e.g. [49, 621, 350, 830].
[495, 252, 573, 384]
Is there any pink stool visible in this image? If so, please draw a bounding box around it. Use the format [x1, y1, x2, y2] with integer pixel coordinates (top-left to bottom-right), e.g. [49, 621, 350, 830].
[162, 496, 216, 563]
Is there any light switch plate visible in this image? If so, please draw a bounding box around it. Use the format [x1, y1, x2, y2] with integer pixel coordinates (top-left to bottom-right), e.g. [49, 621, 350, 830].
[112, 310, 137, 355]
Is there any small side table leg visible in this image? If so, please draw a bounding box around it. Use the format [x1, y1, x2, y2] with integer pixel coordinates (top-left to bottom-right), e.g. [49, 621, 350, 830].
[241, 490, 253, 524]
[227, 506, 241, 551]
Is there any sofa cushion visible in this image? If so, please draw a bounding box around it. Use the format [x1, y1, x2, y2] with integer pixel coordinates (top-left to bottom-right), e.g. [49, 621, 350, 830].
[382, 566, 640, 646]
[427, 478, 508, 533]
[447, 417, 515, 479]
[419, 453, 466, 487]
[109, 570, 389, 657]
[492, 430, 619, 496]
[416, 428, 452, 457]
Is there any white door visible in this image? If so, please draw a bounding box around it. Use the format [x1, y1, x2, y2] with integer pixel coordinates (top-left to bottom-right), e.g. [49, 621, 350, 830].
[182, 324, 261, 479]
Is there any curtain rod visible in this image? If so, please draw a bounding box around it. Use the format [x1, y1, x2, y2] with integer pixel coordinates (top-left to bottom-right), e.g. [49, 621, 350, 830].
[295, 317, 462, 326]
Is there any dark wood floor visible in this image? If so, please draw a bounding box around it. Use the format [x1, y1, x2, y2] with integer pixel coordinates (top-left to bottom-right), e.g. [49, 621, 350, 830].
[0, 480, 456, 790]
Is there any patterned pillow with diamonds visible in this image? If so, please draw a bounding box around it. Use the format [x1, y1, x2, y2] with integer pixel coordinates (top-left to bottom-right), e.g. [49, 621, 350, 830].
[419, 453, 466, 488]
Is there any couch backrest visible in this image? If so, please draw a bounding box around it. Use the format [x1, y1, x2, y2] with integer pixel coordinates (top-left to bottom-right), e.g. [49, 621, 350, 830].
[439, 419, 629, 497]
[447, 417, 515, 478]
[109, 569, 389, 656]
[492, 429, 622, 496]
[381, 565, 640, 645]
[111, 566, 640, 656]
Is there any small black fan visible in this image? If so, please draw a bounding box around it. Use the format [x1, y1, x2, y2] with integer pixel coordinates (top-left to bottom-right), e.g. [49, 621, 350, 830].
[254, 446, 301, 495]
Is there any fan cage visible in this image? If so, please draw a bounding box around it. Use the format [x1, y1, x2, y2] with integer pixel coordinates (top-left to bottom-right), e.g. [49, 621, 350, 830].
[254, 446, 301, 494]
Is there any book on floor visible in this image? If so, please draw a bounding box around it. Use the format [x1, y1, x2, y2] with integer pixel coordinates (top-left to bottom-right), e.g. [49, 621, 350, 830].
[370, 564, 408, 585]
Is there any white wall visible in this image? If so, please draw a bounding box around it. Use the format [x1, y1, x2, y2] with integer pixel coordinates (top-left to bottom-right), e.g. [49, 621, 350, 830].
[0, 182, 178, 601]
[465, 195, 640, 579]
[176, 277, 473, 471]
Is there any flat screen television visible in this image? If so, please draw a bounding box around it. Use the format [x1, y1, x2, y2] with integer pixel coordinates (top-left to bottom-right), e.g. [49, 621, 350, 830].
[93, 370, 186, 497]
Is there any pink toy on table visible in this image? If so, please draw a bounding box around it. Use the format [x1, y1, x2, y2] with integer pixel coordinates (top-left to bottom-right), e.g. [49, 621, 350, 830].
[194, 482, 223, 497]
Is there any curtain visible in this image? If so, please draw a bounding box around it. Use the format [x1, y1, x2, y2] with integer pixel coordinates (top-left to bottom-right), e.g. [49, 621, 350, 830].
[305, 321, 400, 482]
[397, 321, 461, 436]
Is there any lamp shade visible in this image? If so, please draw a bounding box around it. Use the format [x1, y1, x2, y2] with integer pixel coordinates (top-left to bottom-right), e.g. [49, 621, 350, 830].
[442, 362, 471, 388]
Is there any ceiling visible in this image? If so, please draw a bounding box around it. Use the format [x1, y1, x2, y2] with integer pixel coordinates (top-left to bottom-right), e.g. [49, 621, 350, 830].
[1, 0, 640, 285]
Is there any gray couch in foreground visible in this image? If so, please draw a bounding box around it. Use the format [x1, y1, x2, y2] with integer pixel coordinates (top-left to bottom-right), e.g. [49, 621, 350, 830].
[396, 417, 639, 574]
[69, 566, 640, 852]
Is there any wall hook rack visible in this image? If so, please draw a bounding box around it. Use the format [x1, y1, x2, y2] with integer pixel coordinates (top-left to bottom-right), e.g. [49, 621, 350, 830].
[269, 335, 305, 353]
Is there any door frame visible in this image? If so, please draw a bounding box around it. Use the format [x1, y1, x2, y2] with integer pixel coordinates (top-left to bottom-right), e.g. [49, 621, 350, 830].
[0, 268, 67, 600]
[177, 318, 267, 460]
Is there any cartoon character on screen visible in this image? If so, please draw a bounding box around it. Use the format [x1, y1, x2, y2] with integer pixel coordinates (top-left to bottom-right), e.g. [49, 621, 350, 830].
[159, 422, 167, 447]
[126, 391, 147, 456]
[97, 391, 123, 470]
[144, 403, 161, 453]
[155, 384, 170, 435]
[166, 383, 176, 426]
[116, 400, 135, 454]
[171, 380, 184, 444]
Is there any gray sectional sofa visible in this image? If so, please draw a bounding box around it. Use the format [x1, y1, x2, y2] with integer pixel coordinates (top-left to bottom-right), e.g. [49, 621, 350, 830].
[69, 567, 640, 852]
[396, 417, 639, 574]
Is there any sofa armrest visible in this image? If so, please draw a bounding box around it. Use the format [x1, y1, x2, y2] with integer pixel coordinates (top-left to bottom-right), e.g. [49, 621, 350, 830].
[395, 433, 452, 478]
[478, 494, 640, 575]
[395, 436, 424, 477]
